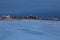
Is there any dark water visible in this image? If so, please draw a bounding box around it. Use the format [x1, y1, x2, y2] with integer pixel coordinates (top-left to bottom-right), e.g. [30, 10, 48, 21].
[0, 0, 60, 17]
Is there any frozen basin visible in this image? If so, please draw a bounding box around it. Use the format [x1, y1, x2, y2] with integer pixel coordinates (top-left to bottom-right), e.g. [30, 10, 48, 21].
[0, 20, 60, 40]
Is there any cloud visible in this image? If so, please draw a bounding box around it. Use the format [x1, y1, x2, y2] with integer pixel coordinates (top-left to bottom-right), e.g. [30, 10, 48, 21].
[0, 0, 60, 17]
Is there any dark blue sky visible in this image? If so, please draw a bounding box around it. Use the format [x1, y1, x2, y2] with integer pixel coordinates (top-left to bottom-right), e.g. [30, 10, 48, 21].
[0, 0, 60, 17]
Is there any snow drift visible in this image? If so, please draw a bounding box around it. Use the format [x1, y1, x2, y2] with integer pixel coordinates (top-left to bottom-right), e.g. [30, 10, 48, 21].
[0, 20, 60, 40]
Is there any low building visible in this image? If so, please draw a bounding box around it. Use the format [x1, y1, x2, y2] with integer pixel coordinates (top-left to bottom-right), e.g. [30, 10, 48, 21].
[51, 18, 59, 21]
[19, 16, 39, 20]
[2, 15, 11, 19]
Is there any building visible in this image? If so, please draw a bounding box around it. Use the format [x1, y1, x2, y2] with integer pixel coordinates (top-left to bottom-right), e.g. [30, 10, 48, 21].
[2, 15, 11, 19]
[2, 15, 39, 20]
[19, 16, 39, 20]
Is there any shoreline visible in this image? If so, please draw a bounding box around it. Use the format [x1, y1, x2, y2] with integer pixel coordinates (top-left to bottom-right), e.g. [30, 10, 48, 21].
[0, 15, 60, 21]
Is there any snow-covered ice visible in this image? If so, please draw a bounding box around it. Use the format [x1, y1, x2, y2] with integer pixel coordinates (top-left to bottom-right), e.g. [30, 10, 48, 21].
[0, 20, 60, 40]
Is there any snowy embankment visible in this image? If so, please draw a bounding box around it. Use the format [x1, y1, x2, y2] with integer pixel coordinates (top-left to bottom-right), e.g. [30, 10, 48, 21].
[0, 20, 60, 40]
